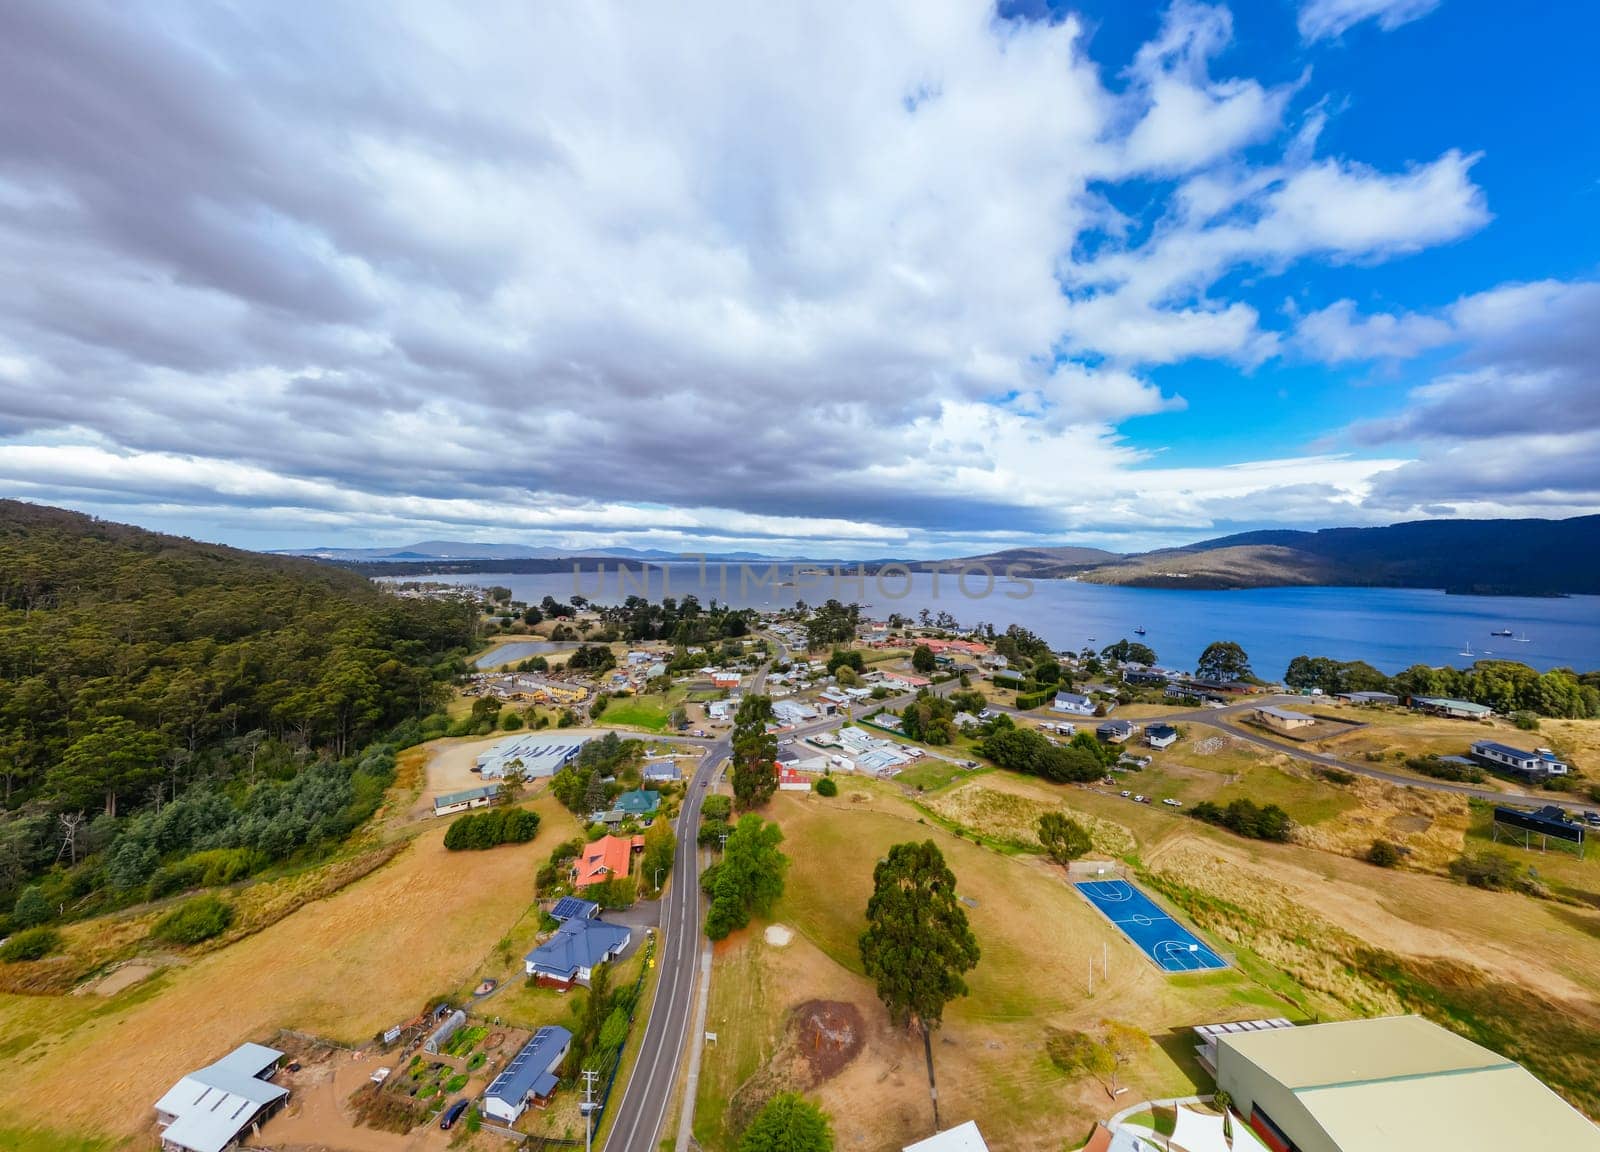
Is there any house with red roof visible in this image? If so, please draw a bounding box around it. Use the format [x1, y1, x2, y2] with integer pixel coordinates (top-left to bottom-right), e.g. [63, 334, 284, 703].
[573, 834, 644, 888]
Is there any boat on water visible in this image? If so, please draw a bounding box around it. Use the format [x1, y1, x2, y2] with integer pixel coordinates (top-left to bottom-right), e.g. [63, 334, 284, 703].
[1513, 632, 1532, 643]
[1134, 626, 1147, 635]
[1459, 641, 1475, 657]
[1490, 628, 1514, 637]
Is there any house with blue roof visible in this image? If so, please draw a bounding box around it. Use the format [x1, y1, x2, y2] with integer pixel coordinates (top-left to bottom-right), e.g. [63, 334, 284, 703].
[525, 917, 631, 988]
[482, 1025, 573, 1124]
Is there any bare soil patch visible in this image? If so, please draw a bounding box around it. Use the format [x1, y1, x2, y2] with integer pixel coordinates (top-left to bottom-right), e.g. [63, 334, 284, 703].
[792, 999, 865, 1082]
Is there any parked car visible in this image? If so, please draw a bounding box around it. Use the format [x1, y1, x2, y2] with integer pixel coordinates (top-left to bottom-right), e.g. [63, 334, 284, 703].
[1133, 794, 1145, 803]
[440, 1100, 469, 1130]
[1162, 798, 1182, 807]
[1120, 790, 1132, 798]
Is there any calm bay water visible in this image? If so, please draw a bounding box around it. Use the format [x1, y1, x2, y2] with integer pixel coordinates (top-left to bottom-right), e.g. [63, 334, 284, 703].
[382, 565, 1600, 677]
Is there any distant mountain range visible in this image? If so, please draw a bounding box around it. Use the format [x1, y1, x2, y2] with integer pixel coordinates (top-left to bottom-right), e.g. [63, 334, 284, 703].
[282, 515, 1600, 596]
[981, 516, 1600, 596]
[274, 541, 788, 563]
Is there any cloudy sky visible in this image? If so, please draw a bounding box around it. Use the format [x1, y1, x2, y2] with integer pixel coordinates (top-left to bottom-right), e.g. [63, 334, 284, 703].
[1, 0, 1596, 558]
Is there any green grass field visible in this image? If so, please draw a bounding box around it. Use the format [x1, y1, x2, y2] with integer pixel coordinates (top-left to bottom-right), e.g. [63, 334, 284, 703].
[599, 685, 689, 732]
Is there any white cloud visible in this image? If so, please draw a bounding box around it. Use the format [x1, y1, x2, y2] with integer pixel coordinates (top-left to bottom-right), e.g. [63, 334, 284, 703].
[1298, 0, 1442, 42]
[1118, 2, 1295, 176]
[1294, 298, 1453, 361]
[0, 0, 1540, 552]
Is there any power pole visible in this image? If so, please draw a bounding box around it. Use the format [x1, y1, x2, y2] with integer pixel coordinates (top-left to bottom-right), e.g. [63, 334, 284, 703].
[581, 1068, 599, 1152]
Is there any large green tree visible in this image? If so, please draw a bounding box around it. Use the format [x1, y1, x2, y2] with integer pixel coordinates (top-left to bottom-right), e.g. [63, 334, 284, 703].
[704, 814, 788, 940]
[1037, 812, 1093, 865]
[730, 695, 778, 810]
[1196, 641, 1252, 682]
[859, 840, 980, 1129]
[738, 1093, 833, 1152]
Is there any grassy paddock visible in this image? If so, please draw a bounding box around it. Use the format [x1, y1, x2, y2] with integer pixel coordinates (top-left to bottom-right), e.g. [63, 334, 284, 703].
[689, 786, 1303, 1151]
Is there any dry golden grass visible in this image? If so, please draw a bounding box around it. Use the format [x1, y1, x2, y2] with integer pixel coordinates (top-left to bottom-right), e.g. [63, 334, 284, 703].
[1290, 774, 1470, 870]
[692, 786, 1297, 1152]
[0, 737, 588, 1149]
[920, 779, 1138, 857]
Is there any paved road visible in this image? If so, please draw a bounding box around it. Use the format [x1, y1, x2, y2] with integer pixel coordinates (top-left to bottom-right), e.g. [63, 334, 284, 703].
[602, 654, 784, 1152]
[602, 729, 728, 1152]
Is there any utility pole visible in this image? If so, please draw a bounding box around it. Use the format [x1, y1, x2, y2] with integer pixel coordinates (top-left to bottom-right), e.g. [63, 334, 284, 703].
[581, 1068, 599, 1152]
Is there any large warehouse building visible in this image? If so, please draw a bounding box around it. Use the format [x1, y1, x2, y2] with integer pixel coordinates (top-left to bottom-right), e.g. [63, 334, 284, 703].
[1212, 1015, 1600, 1152]
[474, 732, 590, 779]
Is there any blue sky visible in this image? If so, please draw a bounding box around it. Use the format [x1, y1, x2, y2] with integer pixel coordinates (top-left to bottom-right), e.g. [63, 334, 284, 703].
[0, 0, 1595, 557]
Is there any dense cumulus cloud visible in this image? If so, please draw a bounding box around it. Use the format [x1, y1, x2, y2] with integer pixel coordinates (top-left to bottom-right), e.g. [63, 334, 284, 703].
[0, 0, 1582, 554]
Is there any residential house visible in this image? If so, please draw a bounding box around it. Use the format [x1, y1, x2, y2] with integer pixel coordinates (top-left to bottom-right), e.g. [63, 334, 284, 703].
[524, 919, 631, 988]
[881, 672, 932, 691]
[1051, 692, 1096, 716]
[642, 760, 682, 783]
[155, 1043, 288, 1152]
[1254, 705, 1316, 732]
[1336, 690, 1400, 706]
[1145, 724, 1178, 749]
[1097, 720, 1136, 744]
[549, 897, 600, 922]
[433, 783, 501, 817]
[707, 699, 735, 722]
[710, 670, 742, 689]
[1411, 696, 1495, 720]
[1470, 741, 1569, 779]
[981, 653, 1009, 669]
[572, 834, 644, 888]
[611, 789, 661, 817]
[482, 1026, 573, 1124]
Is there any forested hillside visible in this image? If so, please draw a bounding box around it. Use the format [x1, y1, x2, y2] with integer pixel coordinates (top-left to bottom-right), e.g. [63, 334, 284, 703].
[0, 501, 476, 921]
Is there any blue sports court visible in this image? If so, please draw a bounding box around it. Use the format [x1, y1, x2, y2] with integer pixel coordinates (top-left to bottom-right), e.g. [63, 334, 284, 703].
[1074, 879, 1228, 973]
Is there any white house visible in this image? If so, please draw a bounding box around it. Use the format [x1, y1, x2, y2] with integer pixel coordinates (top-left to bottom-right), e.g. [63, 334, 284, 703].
[1051, 692, 1096, 716]
[1145, 724, 1179, 750]
[433, 784, 501, 817]
[155, 1043, 288, 1152]
[482, 1026, 572, 1124]
[1470, 741, 1569, 778]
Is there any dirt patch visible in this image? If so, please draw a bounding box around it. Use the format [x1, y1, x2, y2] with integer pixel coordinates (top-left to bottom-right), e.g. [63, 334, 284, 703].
[764, 925, 794, 947]
[792, 1000, 865, 1083]
[73, 959, 167, 997]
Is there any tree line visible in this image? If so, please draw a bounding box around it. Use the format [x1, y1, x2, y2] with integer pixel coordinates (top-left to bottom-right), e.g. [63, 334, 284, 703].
[1285, 653, 1599, 718]
[0, 501, 475, 922]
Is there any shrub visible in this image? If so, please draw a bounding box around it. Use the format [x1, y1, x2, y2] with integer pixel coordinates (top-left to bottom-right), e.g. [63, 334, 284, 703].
[1449, 851, 1525, 892]
[1189, 799, 1293, 843]
[1510, 710, 1541, 731]
[1366, 839, 1404, 868]
[702, 795, 733, 821]
[11, 886, 51, 929]
[1406, 755, 1485, 784]
[443, 806, 541, 850]
[0, 926, 60, 963]
[152, 895, 234, 945]
[815, 776, 838, 797]
[1316, 767, 1356, 786]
